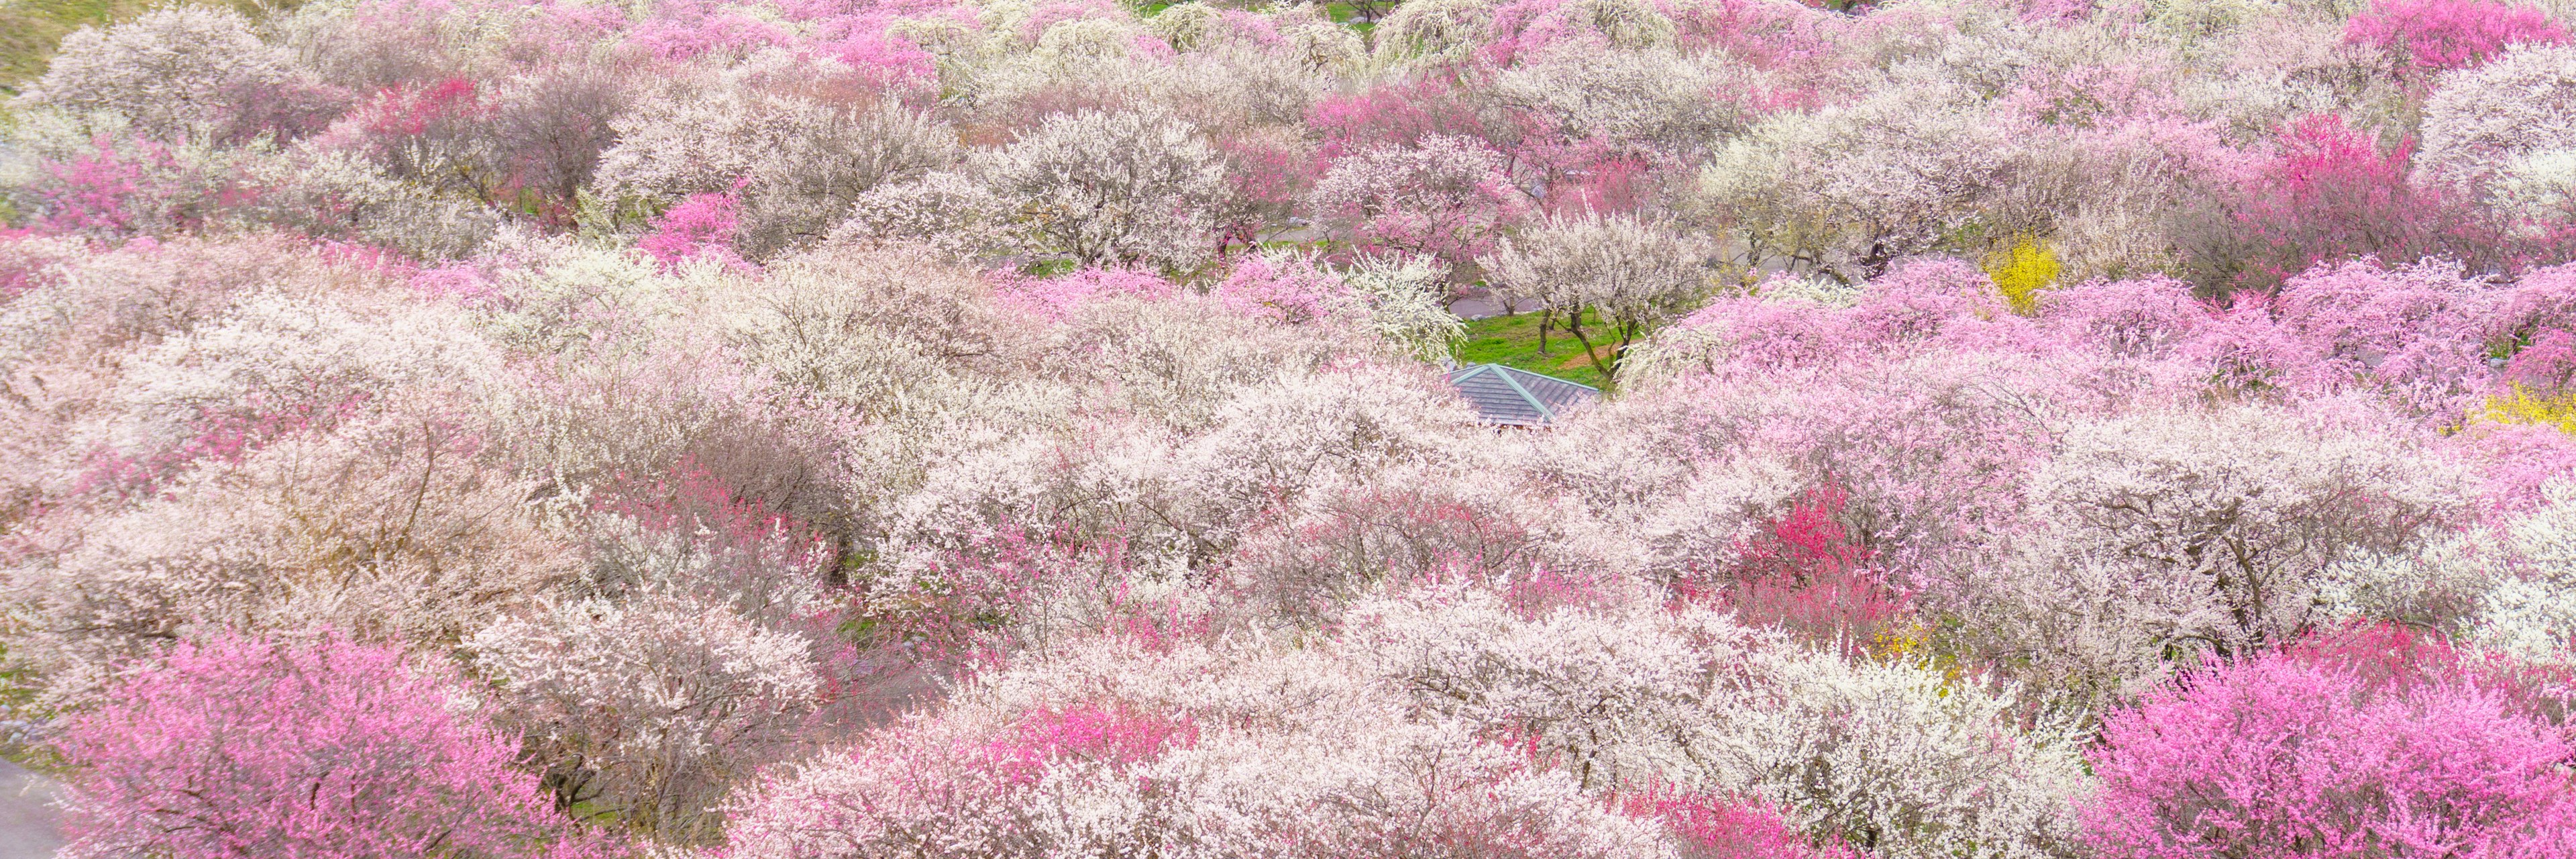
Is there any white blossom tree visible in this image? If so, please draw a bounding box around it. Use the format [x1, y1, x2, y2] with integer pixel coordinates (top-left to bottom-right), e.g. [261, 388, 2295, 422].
[979, 108, 1231, 272]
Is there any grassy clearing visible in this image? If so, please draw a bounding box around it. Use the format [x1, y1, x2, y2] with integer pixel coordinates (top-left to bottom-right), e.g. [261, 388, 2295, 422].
[1322, 1, 1379, 32]
[1453, 309, 1611, 391]
[1, 0, 138, 94]
[0, 0, 292, 95]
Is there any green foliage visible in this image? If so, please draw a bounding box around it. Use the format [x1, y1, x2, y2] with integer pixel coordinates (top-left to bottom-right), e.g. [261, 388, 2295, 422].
[1324, 1, 1377, 32]
[1021, 257, 1081, 277]
[1455, 309, 1612, 390]
[0, 642, 51, 766]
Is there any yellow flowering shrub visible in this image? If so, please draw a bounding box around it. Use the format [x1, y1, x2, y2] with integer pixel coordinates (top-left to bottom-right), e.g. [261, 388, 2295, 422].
[2479, 384, 2576, 434]
[1983, 236, 2062, 315]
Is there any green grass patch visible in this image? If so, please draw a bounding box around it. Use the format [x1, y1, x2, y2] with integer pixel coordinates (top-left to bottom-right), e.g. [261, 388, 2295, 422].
[0, 0, 297, 95]
[1454, 309, 1611, 391]
[1019, 257, 1081, 277]
[1325, 2, 1379, 34]
[0, 0, 129, 93]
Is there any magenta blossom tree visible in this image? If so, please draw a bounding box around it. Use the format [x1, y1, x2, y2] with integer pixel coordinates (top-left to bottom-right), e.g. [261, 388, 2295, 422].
[1619, 788, 1866, 859]
[2084, 649, 2576, 859]
[53, 631, 599, 859]
[637, 189, 745, 270]
[2210, 113, 2505, 293]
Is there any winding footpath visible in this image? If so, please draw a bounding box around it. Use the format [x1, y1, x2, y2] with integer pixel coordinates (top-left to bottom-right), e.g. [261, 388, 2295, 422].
[0, 761, 62, 858]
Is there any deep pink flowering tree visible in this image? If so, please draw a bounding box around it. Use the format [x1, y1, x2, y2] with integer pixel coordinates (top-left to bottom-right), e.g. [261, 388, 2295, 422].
[2085, 651, 2576, 859]
[31, 137, 155, 236]
[1619, 789, 1864, 859]
[807, 13, 939, 92]
[23, 135, 210, 238]
[345, 76, 484, 152]
[2212, 114, 2493, 293]
[53, 631, 595, 859]
[1695, 486, 1911, 653]
[313, 76, 508, 205]
[2178, 113, 2570, 295]
[983, 703, 1201, 786]
[637, 190, 744, 270]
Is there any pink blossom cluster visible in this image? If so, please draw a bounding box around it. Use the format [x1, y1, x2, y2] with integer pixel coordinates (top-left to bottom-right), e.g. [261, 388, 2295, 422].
[8, 0, 2576, 855]
[2088, 642, 2576, 858]
[53, 632, 592, 859]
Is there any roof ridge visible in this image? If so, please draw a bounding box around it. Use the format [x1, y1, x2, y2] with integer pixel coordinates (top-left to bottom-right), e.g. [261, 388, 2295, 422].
[1491, 366, 1554, 423]
[1445, 363, 1599, 427]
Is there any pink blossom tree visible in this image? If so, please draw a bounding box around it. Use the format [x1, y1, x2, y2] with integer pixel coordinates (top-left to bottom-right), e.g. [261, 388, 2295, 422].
[1307, 78, 1498, 162]
[2201, 114, 2505, 293]
[993, 265, 1177, 321]
[18, 134, 227, 239]
[320, 77, 495, 203]
[1692, 486, 1911, 654]
[1211, 250, 1358, 325]
[1311, 135, 1532, 272]
[1619, 789, 1866, 859]
[53, 631, 597, 859]
[2271, 258, 2501, 418]
[637, 190, 744, 270]
[2086, 650, 2576, 858]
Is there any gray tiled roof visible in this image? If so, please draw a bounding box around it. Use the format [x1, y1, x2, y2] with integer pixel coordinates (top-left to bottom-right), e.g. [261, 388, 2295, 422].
[1444, 364, 1600, 426]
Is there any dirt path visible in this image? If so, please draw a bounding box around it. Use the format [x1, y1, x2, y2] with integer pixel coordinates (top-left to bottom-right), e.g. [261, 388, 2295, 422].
[0, 761, 62, 859]
[1447, 287, 1520, 320]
